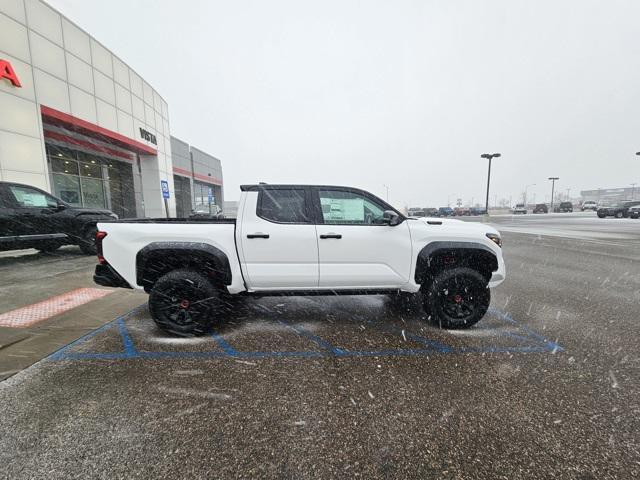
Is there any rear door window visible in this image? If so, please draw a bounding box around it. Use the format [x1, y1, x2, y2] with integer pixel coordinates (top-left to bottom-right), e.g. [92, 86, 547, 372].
[257, 188, 311, 223]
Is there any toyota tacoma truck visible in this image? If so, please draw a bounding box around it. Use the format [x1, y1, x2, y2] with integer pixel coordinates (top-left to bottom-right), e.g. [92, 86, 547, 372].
[94, 184, 505, 336]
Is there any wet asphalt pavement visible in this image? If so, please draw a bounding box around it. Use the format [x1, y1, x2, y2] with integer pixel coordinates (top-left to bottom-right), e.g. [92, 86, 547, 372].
[1, 216, 639, 479]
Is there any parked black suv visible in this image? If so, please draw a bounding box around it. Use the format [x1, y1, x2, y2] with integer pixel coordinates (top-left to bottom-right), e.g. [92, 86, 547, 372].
[554, 201, 573, 213]
[437, 207, 454, 217]
[0, 181, 117, 254]
[533, 203, 548, 214]
[597, 201, 640, 218]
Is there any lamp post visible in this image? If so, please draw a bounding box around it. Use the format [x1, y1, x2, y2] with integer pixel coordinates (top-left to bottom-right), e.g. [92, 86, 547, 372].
[481, 153, 501, 214]
[524, 183, 536, 206]
[631, 183, 637, 201]
[548, 177, 559, 211]
[383, 184, 390, 202]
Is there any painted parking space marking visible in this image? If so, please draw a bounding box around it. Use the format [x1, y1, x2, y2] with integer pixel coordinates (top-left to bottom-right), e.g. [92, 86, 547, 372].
[0, 288, 113, 328]
[48, 304, 564, 362]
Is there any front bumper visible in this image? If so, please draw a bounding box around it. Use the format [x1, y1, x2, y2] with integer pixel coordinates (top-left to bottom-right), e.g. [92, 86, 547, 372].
[94, 263, 132, 289]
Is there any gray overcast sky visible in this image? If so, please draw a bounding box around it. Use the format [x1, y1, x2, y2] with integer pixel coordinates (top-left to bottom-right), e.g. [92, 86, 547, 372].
[49, 0, 640, 207]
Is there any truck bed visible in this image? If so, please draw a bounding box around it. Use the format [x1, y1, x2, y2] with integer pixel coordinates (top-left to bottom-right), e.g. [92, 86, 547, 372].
[109, 217, 236, 224]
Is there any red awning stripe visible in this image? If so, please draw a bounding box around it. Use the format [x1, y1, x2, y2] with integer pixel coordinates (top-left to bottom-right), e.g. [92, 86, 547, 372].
[44, 130, 133, 160]
[172, 166, 223, 185]
[41, 105, 157, 156]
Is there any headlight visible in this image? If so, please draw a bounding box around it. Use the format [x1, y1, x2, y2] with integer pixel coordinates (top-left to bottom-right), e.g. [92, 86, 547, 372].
[486, 233, 502, 247]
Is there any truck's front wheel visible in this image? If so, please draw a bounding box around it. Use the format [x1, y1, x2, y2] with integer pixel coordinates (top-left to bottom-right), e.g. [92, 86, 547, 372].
[149, 269, 219, 336]
[423, 267, 490, 329]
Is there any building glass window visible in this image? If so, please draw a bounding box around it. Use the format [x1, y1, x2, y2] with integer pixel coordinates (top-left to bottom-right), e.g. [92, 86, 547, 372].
[45, 144, 136, 216]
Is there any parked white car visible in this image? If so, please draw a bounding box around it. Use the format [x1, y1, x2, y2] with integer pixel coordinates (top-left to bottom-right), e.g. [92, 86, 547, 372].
[94, 184, 506, 336]
[581, 201, 598, 211]
[511, 204, 527, 214]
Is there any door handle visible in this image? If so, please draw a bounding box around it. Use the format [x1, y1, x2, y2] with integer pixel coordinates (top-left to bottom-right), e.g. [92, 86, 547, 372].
[247, 233, 270, 239]
[320, 233, 342, 239]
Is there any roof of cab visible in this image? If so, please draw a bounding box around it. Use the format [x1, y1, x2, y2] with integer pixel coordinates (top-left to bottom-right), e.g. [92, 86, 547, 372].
[241, 184, 355, 191]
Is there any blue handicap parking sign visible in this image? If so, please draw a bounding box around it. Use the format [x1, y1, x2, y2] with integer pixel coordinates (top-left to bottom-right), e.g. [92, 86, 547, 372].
[160, 180, 170, 199]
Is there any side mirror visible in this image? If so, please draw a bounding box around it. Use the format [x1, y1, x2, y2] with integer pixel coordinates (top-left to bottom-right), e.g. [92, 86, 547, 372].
[56, 202, 67, 211]
[382, 210, 401, 226]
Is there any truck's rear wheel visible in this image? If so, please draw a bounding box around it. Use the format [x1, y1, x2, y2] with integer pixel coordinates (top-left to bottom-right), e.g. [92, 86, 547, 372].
[423, 267, 490, 329]
[149, 269, 219, 337]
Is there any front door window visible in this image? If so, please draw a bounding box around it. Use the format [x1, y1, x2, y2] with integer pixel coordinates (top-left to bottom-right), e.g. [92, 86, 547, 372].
[319, 189, 386, 225]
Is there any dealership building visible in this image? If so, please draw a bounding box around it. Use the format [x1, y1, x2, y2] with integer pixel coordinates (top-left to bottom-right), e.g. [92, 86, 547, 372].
[580, 187, 638, 205]
[0, 0, 223, 218]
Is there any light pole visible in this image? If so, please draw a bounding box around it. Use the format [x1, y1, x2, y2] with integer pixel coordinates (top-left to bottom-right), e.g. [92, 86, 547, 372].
[481, 153, 501, 214]
[566, 188, 571, 201]
[383, 184, 389, 202]
[524, 183, 536, 206]
[548, 177, 559, 211]
[631, 183, 637, 201]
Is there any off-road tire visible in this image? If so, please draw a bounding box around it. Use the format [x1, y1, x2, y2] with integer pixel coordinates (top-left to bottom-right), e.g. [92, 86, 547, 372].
[423, 267, 490, 329]
[149, 269, 219, 337]
[78, 224, 98, 255]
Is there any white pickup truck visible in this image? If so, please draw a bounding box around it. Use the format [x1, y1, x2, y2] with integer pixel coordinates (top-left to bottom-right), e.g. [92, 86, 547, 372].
[94, 184, 505, 336]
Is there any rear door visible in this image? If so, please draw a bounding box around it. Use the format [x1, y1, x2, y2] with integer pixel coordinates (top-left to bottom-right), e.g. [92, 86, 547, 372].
[238, 187, 319, 290]
[314, 187, 413, 288]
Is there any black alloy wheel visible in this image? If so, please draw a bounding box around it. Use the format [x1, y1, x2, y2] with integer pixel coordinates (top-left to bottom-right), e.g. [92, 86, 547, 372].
[149, 269, 219, 337]
[423, 267, 490, 329]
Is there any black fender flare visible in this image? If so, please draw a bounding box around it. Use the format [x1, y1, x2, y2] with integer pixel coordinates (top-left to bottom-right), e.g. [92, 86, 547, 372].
[136, 241, 232, 287]
[414, 241, 498, 284]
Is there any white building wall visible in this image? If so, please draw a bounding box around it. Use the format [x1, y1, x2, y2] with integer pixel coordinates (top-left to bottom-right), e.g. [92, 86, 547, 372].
[0, 0, 175, 216]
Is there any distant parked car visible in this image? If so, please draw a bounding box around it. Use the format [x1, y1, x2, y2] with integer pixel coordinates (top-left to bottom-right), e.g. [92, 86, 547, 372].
[454, 207, 470, 216]
[511, 204, 527, 214]
[597, 201, 640, 218]
[628, 205, 640, 219]
[437, 207, 454, 217]
[189, 204, 224, 219]
[0, 181, 117, 254]
[532, 203, 548, 214]
[469, 207, 487, 215]
[424, 208, 439, 217]
[407, 209, 426, 217]
[581, 201, 598, 211]
[553, 201, 573, 213]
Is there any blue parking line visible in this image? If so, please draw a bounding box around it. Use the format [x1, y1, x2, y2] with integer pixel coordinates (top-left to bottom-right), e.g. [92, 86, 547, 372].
[117, 318, 137, 358]
[277, 319, 344, 355]
[210, 333, 239, 356]
[49, 304, 564, 362]
[47, 305, 144, 361]
[489, 307, 564, 352]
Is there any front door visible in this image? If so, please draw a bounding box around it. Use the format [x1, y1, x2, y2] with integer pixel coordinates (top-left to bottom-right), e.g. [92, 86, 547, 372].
[0, 185, 21, 250]
[4, 184, 69, 243]
[315, 188, 413, 288]
[239, 187, 319, 289]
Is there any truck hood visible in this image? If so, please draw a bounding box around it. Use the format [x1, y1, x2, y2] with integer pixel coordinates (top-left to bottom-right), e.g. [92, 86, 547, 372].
[406, 217, 501, 242]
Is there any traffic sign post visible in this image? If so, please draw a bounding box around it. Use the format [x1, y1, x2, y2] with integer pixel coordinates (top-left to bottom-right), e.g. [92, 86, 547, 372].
[208, 187, 214, 214]
[160, 180, 170, 218]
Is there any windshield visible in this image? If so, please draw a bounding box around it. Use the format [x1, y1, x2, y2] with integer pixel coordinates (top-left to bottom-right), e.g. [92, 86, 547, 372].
[1, 1, 638, 479]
